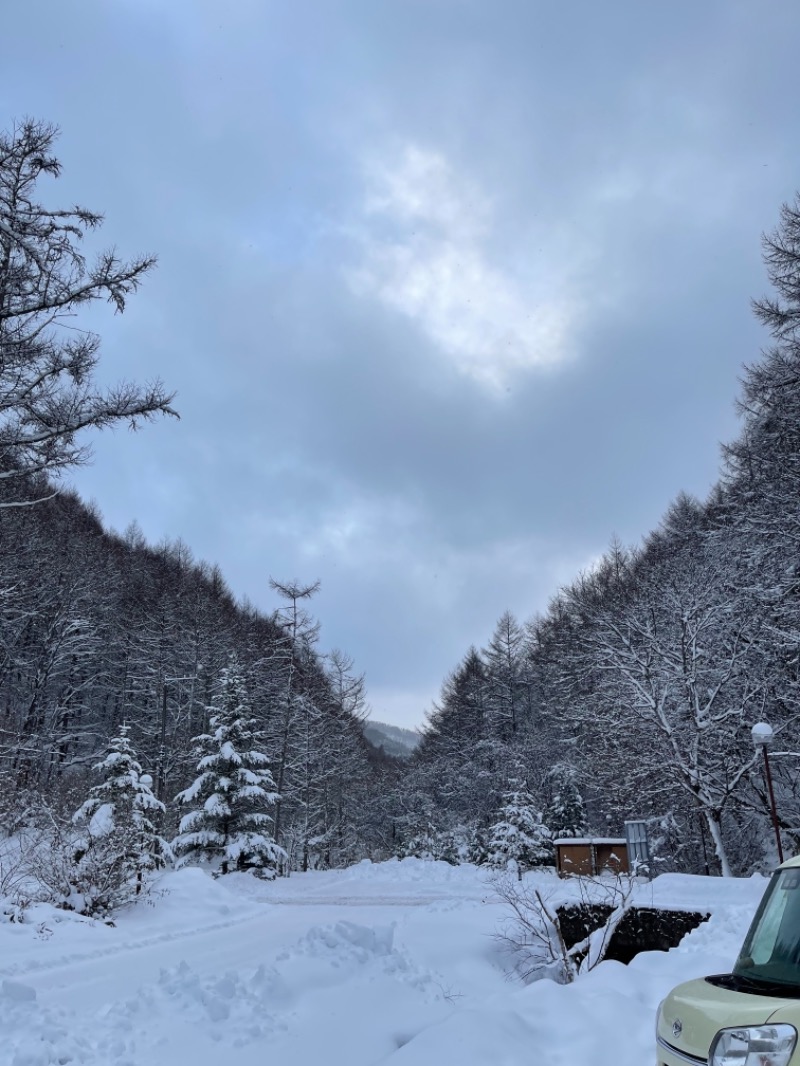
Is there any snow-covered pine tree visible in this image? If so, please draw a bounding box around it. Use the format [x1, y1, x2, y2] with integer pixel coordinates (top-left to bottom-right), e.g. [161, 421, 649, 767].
[173, 659, 285, 877]
[72, 724, 169, 912]
[466, 824, 490, 867]
[487, 782, 552, 878]
[544, 764, 588, 841]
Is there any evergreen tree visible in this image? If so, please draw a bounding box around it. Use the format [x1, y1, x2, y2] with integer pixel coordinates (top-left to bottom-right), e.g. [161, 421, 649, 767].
[544, 764, 587, 840]
[173, 660, 285, 877]
[72, 725, 168, 908]
[487, 782, 552, 877]
[466, 824, 491, 867]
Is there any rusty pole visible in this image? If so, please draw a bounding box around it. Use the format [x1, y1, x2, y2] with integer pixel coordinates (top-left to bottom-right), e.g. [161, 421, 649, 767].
[762, 745, 784, 864]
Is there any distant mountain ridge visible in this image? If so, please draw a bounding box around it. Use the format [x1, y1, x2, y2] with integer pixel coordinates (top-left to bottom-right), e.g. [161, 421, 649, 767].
[363, 720, 421, 758]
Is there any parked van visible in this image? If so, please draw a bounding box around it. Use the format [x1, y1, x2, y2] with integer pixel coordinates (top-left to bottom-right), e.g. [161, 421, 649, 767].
[657, 855, 800, 1066]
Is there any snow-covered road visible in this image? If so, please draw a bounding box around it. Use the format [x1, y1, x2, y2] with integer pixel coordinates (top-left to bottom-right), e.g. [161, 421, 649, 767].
[0, 860, 767, 1066]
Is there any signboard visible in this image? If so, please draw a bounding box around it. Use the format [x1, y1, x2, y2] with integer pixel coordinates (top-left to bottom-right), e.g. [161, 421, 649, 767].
[624, 820, 651, 877]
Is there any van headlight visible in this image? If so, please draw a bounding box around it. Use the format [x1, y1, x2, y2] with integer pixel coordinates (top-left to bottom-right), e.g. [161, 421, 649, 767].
[709, 1024, 797, 1066]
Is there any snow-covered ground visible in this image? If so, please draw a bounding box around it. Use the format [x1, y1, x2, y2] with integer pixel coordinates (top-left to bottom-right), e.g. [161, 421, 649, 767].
[0, 859, 768, 1066]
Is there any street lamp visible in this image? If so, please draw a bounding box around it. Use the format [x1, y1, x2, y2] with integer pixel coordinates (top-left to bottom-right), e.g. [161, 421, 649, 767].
[752, 722, 784, 864]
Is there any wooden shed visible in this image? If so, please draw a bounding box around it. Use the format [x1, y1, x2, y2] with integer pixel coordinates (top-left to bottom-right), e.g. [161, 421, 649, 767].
[554, 837, 629, 877]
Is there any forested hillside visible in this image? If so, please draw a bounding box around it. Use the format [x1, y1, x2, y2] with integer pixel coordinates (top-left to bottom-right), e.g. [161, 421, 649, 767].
[3, 115, 800, 896]
[0, 485, 390, 868]
[363, 721, 420, 758]
[402, 196, 800, 879]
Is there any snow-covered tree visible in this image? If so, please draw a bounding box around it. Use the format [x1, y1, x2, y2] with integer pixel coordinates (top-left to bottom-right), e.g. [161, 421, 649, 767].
[560, 530, 764, 877]
[71, 725, 169, 912]
[544, 764, 587, 840]
[173, 660, 285, 877]
[466, 825, 491, 866]
[487, 782, 552, 877]
[397, 830, 440, 861]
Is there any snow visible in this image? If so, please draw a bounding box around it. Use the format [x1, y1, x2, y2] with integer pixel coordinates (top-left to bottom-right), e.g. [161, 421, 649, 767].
[552, 837, 626, 845]
[0, 858, 770, 1066]
[87, 802, 115, 839]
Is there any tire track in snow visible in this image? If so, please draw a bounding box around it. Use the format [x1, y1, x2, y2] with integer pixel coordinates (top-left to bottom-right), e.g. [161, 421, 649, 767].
[0, 904, 269, 979]
[263, 895, 465, 906]
[0, 893, 471, 980]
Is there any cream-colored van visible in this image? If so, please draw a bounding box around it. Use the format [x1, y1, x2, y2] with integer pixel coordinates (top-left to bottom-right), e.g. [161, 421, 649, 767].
[656, 856, 800, 1065]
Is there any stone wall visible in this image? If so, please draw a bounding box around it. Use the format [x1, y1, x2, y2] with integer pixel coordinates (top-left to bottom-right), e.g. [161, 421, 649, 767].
[556, 903, 710, 964]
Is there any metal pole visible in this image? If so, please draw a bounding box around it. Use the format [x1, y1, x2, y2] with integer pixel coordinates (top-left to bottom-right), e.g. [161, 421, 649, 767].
[762, 746, 784, 864]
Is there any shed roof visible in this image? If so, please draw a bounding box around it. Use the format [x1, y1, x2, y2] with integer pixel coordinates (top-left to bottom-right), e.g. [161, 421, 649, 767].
[553, 838, 627, 846]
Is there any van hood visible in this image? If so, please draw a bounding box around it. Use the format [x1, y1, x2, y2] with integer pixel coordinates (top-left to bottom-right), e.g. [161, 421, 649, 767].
[659, 977, 779, 1060]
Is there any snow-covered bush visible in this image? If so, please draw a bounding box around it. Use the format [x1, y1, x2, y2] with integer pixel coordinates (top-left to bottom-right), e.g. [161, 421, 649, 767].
[0, 836, 27, 904]
[173, 659, 286, 877]
[439, 825, 474, 864]
[0, 776, 48, 838]
[28, 822, 129, 918]
[486, 783, 552, 877]
[493, 871, 636, 984]
[395, 823, 469, 864]
[396, 830, 440, 861]
[16, 811, 129, 919]
[23, 727, 171, 918]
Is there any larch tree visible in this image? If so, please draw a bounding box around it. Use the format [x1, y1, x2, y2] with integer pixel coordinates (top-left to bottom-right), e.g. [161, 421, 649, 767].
[0, 118, 176, 504]
[483, 611, 528, 741]
[267, 578, 321, 852]
[415, 648, 496, 831]
[313, 649, 370, 868]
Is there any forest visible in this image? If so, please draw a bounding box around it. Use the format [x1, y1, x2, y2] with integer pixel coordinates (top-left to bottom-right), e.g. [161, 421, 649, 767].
[2, 117, 800, 913]
[403, 194, 800, 880]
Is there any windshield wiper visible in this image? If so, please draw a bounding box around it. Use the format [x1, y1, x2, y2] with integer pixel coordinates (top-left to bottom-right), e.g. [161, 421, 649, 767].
[707, 973, 800, 998]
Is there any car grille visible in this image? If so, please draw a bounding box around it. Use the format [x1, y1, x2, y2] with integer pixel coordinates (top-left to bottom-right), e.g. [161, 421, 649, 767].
[656, 1033, 708, 1065]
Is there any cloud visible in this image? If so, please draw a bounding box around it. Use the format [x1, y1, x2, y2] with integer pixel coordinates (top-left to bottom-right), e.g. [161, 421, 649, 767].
[349, 143, 577, 391]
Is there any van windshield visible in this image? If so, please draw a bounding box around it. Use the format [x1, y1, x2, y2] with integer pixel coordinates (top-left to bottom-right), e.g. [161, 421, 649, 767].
[735, 869, 800, 988]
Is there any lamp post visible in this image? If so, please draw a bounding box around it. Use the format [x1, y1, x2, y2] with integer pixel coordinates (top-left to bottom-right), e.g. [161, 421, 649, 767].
[752, 722, 784, 864]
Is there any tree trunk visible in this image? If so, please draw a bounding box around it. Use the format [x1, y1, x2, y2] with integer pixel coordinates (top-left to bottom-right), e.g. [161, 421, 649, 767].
[704, 810, 731, 877]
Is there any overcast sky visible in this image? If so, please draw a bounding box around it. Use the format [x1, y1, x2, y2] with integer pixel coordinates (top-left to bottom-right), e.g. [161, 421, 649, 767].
[2, 1, 799, 728]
